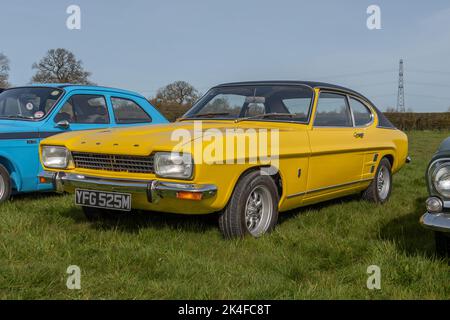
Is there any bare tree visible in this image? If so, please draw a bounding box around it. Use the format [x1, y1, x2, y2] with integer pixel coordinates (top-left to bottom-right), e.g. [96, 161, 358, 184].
[385, 107, 397, 113]
[156, 81, 199, 105]
[0, 53, 10, 88]
[31, 48, 93, 84]
[447, 106, 450, 112]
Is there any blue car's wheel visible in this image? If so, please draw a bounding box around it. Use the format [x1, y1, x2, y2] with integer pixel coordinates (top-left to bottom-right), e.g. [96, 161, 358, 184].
[0, 164, 12, 203]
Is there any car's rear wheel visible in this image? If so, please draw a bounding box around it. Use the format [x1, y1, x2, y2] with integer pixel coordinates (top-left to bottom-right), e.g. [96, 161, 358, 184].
[435, 232, 450, 258]
[0, 164, 12, 203]
[219, 170, 279, 239]
[362, 158, 392, 203]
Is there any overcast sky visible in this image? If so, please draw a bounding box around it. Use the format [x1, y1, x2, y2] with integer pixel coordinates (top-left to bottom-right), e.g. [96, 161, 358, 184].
[1, 0, 450, 111]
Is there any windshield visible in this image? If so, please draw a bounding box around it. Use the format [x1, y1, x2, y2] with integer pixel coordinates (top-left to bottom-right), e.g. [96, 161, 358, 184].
[0, 87, 63, 120]
[182, 85, 314, 122]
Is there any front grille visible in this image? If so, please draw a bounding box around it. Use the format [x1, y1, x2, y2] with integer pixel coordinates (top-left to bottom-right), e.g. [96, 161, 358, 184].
[72, 152, 154, 174]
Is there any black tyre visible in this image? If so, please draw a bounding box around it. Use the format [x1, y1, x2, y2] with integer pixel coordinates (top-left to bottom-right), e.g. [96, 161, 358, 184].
[0, 164, 12, 203]
[219, 170, 279, 239]
[362, 158, 392, 203]
[435, 232, 450, 258]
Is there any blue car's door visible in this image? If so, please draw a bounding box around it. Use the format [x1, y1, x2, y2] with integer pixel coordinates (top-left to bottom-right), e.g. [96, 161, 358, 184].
[49, 91, 113, 134]
[37, 91, 113, 191]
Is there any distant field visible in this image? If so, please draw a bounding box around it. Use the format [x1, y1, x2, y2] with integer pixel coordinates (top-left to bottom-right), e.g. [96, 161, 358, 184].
[0, 131, 449, 299]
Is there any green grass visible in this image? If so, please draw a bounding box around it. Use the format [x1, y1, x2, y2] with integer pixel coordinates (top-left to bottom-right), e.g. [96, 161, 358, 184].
[1, 131, 449, 299]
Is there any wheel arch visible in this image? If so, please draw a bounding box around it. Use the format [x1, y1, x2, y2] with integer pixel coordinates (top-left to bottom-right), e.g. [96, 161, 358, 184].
[0, 154, 22, 191]
[231, 165, 284, 201]
[383, 153, 395, 169]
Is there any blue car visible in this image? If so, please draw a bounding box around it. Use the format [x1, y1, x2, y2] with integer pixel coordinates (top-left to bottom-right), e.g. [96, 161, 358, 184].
[0, 84, 168, 202]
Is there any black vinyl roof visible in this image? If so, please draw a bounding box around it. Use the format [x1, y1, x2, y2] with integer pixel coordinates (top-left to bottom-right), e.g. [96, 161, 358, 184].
[215, 80, 396, 129]
[216, 81, 370, 103]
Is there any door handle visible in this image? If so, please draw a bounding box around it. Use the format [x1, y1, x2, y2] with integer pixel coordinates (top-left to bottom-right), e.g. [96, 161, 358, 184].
[353, 132, 365, 138]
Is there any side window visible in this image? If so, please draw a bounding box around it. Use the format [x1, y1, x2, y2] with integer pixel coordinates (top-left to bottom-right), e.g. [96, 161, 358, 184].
[282, 98, 310, 119]
[55, 98, 75, 123]
[349, 97, 373, 126]
[314, 93, 352, 127]
[111, 97, 152, 124]
[55, 95, 109, 124]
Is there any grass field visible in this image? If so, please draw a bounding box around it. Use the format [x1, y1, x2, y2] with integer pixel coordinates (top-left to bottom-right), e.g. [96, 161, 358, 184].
[1, 131, 449, 299]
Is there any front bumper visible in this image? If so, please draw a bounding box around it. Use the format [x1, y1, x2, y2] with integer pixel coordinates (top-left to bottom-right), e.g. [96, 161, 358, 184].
[39, 171, 218, 213]
[420, 212, 450, 233]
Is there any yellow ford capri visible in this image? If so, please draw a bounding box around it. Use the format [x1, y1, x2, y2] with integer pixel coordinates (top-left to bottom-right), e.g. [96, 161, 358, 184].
[39, 81, 409, 238]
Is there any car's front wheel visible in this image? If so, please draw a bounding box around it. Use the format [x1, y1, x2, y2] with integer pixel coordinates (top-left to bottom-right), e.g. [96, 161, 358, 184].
[435, 232, 450, 258]
[219, 170, 279, 239]
[0, 164, 12, 203]
[362, 158, 392, 203]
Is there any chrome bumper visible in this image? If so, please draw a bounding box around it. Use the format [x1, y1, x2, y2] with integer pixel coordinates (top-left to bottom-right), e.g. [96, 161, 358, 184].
[420, 212, 450, 233]
[38, 171, 217, 203]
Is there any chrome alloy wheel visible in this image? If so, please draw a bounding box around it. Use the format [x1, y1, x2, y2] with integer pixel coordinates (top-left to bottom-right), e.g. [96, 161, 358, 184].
[377, 166, 391, 200]
[0, 174, 5, 199]
[244, 186, 273, 237]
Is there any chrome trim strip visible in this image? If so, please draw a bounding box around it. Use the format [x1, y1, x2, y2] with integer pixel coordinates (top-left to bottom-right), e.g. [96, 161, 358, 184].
[286, 191, 306, 199]
[286, 178, 373, 199]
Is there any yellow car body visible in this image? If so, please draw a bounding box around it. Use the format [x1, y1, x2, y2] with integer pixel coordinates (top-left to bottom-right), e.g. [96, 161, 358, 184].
[39, 82, 409, 221]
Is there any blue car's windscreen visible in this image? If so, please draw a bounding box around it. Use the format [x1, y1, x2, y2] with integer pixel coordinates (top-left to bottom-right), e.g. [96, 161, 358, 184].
[0, 87, 63, 120]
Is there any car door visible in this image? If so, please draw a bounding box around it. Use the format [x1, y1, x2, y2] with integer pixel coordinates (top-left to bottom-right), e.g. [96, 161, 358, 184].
[304, 91, 365, 201]
[347, 95, 379, 182]
[51, 93, 112, 133]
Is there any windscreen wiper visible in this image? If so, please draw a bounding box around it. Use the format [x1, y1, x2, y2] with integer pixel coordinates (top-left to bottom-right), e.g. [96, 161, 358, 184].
[179, 112, 231, 120]
[235, 113, 296, 123]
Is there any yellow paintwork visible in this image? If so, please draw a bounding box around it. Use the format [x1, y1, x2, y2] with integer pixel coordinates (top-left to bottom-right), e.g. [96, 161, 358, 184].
[40, 88, 409, 214]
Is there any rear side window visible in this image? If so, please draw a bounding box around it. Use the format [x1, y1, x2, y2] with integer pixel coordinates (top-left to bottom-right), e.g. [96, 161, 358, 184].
[314, 93, 352, 127]
[375, 107, 396, 128]
[55, 95, 109, 124]
[111, 97, 152, 124]
[349, 97, 373, 126]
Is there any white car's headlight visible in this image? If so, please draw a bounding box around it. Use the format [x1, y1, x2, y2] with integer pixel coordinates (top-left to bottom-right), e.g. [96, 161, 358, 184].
[154, 152, 193, 179]
[432, 164, 450, 198]
[42, 146, 73, 169]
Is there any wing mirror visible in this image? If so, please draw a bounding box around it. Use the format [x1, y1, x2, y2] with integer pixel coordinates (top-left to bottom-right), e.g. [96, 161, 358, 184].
[55, 120, 70, 130]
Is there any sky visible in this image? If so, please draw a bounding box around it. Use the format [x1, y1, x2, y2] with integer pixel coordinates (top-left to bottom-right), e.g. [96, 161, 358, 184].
[1, 0, 450, 112]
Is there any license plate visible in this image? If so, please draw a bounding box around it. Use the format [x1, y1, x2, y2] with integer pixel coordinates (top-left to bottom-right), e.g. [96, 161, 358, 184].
[75, 189, 132, 211]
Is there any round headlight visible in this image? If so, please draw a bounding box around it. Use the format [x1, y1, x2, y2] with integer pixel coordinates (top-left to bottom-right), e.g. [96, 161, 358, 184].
[433, 164, 450, 198]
